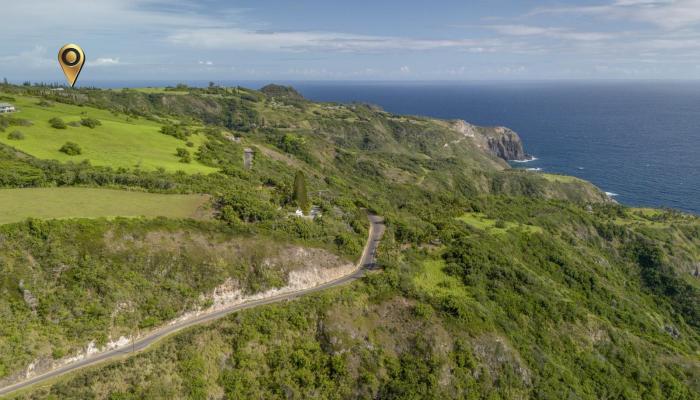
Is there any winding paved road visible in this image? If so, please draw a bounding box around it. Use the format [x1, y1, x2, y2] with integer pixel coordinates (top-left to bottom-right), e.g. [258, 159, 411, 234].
[0, 215, 384, 397]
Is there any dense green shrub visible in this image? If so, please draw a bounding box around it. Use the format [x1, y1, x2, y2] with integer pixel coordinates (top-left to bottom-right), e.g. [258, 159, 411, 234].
[59, 141, 82, 155]
[49, 117, 67, 129]
[0, 115, 32, 132]
[176, 147, 191, 163]
[80, 117, 102, 128]
[7, 130, 24, 140]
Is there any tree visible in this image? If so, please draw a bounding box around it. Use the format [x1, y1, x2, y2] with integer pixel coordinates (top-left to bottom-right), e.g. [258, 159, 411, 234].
[293, 170, 310, 214]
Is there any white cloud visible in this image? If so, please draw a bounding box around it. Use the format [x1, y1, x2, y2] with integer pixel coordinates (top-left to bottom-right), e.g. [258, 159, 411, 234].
[93, 57, 120, 66]
[1, 0, 498, 55]
[488, 25, 614, 41]
[167, 28, 496, 53]
[530, 0, 700, 30]
[495, 65, 527, 75]
[0, 46, 53, 69]
[2, 0, 699, 80]
[0, 0, 218, 33]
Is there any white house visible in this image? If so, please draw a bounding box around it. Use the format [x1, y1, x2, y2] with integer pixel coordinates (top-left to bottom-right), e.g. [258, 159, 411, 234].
[0, 103, 16, 113]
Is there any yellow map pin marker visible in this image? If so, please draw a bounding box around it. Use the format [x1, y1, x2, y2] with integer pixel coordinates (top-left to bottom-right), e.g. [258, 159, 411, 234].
[58, 44, 85, 87]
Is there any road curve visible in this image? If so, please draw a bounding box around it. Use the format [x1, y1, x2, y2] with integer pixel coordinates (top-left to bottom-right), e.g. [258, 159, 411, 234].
[0, 215, 385, 397]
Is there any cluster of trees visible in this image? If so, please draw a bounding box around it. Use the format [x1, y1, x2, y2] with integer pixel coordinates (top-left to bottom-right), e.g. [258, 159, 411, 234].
[49, 116, 102, 130]
[161, 124, 191, 140]
[0, 115, 32, 132]
[223, 98, 262, 132]
[630, 238, 700, 328]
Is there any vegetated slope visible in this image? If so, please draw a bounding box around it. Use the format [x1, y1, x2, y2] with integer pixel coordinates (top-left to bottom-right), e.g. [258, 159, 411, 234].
[0, 218, 360, 387]
[0, 84, 608, 204]
[18, 203, 700, 400]
[0, 83, 697, 399]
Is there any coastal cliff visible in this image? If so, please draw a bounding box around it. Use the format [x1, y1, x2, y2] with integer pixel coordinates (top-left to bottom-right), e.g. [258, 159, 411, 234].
[482, 126, 531, 161]
[451, 120, 531, 162]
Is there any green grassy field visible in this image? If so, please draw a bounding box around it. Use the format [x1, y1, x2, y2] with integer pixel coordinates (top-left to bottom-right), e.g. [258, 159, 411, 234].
[541, 173, 585, 184]
[0, 188, 210, 225]
[0, 94, 217, 173]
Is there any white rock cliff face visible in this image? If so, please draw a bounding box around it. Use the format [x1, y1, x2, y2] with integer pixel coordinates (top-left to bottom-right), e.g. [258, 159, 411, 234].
[173, 253, 355, 323]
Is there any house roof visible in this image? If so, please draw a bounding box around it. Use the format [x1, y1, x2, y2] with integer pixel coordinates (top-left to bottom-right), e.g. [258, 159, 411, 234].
[0, 103, 14, 107]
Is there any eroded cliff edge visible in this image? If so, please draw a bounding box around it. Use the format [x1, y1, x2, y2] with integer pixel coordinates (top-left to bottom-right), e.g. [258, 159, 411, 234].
[450, 120, 532, 162]
[483, 126, 532, 162]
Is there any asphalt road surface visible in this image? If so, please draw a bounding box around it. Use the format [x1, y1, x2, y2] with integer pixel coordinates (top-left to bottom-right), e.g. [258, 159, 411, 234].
[0, 215, 385, 397]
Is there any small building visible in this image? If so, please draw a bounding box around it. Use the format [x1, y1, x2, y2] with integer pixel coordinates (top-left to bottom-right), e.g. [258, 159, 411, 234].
[0, 103, 16, 113]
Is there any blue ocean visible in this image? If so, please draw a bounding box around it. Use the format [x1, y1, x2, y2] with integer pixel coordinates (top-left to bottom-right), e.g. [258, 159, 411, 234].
[87, 80, 699, 214]
[292, 81, 700, 215]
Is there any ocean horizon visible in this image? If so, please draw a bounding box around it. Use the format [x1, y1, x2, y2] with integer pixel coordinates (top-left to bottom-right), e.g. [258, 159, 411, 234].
[76, 80, 700, 215]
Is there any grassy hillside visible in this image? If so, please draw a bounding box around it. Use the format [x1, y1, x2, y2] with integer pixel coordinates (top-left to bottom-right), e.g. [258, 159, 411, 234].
[0, 188, 210, 224]
[0, 95, 215, 173]
[0, 83, 697, 399]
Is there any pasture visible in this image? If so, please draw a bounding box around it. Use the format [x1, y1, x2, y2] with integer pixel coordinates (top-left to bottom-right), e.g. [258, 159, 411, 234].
[0, 94, 217, 173]
[0, 187, 210, 225]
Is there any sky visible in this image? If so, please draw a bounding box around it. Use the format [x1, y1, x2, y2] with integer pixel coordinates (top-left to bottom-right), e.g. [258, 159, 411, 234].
[4, 0, 700, 82]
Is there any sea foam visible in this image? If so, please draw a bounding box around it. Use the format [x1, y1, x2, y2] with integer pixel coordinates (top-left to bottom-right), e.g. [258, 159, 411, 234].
[511, 156, 539, 163]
